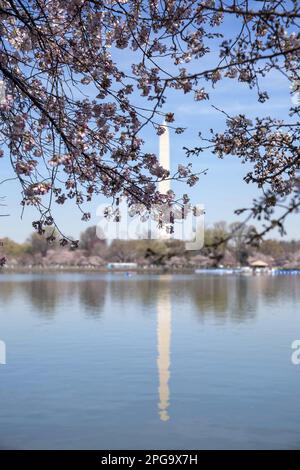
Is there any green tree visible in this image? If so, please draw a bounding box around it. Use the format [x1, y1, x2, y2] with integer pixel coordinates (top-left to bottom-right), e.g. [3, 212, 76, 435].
[0, 237, 28, 257]
[26, 227, 59, 257]
[80, 226, 106, 256]
[259, 239, 285, 258]
[228, 223, 257, 265]
[203, 221, 229, 265]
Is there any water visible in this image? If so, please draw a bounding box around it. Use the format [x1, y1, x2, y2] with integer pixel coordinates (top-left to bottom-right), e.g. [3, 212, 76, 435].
[0, 272, 300, 449]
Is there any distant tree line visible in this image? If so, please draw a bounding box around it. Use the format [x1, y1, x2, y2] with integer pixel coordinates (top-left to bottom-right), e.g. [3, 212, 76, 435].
[1, 223, 300, 269]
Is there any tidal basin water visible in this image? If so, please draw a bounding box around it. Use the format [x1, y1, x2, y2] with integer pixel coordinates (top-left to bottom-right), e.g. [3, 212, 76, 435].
[0, 272, 300, 449]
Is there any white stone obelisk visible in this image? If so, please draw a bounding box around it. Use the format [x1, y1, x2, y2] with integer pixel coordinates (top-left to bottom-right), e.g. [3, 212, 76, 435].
[158, 121, 171, 194]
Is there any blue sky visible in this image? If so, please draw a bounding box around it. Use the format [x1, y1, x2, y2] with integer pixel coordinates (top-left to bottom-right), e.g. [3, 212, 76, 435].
[0, 17, 299, 243]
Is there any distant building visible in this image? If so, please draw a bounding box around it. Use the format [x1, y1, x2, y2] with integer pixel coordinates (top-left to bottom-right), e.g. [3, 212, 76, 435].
[250, 259, 270, 273]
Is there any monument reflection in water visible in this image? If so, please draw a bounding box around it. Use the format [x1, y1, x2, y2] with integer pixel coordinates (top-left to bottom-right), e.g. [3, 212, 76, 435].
[157, 277, 172, 421]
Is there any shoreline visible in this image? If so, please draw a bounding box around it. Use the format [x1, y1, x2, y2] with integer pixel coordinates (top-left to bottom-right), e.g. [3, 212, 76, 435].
[1, 266, 300, 276]
[0, 266, 195, 274]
